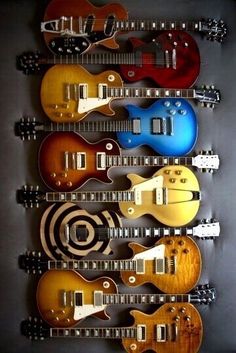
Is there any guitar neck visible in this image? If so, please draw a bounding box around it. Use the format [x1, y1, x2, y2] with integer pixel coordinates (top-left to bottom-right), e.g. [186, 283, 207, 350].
[108, 87, 196, 99]
[106, 156, 195, 168]
[114, 19, 202, 32]
[103, 293, 190, 305]
[99, 226, 195, 240]
[48, 259, 137, 271]
[50, 326, 137, 339]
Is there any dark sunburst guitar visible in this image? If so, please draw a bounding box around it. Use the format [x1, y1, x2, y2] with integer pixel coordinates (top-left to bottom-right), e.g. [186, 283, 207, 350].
[41, 0, 227, 55]
[20, 233, 202, 294]
[22, 304, 204, 353]
[38, 132, 219, 191]
[18, 30, 200, 88]
[40, 65, 221, 123]
[39, 202, 220, 260]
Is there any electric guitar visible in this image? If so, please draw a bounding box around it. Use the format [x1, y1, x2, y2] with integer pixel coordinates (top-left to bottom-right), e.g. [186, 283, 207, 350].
[17, 166, 201, 227]
[40, 64, 221, 123]
[20, 233, 202, 294]
[22, 304, 203, 353]
[34, 268, 215, 327]
[17, 97, 199, 156]
[41, 0, 227, 55]
[40, 202, 220, 260]
[17, 30, 200, 88]
[38, 132, 219, 191]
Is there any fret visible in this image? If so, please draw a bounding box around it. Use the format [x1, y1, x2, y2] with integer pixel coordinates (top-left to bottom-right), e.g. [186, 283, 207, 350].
[108, 87, 195, 99]
[50, 327, 137, 339]
[103, 293, 191, 306]
[46, 191, 135, 203]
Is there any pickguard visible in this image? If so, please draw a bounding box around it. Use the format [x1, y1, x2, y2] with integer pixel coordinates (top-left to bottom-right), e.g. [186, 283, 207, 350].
[74, 303, 106, 320]
[133, 244, 165, 261]
[77, 98, 111, 113]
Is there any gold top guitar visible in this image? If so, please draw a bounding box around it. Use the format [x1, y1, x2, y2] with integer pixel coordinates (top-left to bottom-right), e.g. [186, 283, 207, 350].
[22, 303, 203, 353]
[40, 65, 221, 122]
[17, 166, 201, 227]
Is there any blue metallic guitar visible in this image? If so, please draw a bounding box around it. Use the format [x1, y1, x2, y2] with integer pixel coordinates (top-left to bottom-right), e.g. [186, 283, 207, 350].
[16, 98, 197, 156]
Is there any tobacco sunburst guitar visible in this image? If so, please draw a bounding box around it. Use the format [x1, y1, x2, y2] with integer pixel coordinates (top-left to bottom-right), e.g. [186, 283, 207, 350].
[41, 0, 227, 55]
[20, 233, 202, 294]
[17, 166, 201, 226]
[38, 132, 219, 191]
[17, 97, 199, 156]
[40, 65, 221, 123]
[39, 202, 220, 260]
[17, 30, 200, 88]
[22, 303, 203, 353]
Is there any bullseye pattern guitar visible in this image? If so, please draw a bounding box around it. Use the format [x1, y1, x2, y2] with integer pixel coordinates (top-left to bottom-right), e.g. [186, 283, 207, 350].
[17, 30, 201, 88]
[20, 233, 202, 294]
[41, 0, 227, 55]
[17, 165, 201, 226]
[40, 65, 221, 123]
[22, 304, 203, 353]
[39, 202, 220, 260]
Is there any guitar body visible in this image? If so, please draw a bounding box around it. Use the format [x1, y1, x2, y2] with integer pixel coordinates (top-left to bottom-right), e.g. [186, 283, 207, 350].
[38, 132, 121, 191]
[37, 270, 117, 327]
[119, 166, 200, 226]
[117, 99, 197, 156]
[120, 31, 200, 88]
[43, 0, 128, 53]
[123, 305, 202, 353]
[120, 236, 201, 293]
[40, 202, 122, 260]
[40, 64, 123, 122]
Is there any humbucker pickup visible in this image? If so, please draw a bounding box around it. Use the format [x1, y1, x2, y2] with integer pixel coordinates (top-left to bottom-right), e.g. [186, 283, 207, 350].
[156, 324, 166, 342]
[156, 187, 168, 205]
[152, 117, 173, 135]
[74, 291, 83, 307]
[94, 291, 103, 306]
[98, 84, 108, 99]
[155, 258, 165, 274]
[97, 152, 106, 170]
[137, 325, 146, 342]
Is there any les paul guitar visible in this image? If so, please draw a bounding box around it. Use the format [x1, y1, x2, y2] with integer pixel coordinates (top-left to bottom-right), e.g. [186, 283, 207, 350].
[39, 202, 220, 260]
[22, 304, 203, 353]
[17, 98, 199, 156]
[40, 64, 221, 123]
[41, 0, 227, 55]
[18, 30, 200, 88]
[18, 166, 202, 227]
[20, 234, 202, 294]
[37, 132, 219, 191]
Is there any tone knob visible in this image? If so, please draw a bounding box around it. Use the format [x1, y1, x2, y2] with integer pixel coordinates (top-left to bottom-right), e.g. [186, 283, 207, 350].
[172, 249, 178, 254]
[169, 306, 175, 312]
[180, 178, 187, 183]
[50, 173, 56, 178]
[175, 170, 182, 175]
[178, 240, 184, 246]
[179, 109, 187, 115]
[183, 249, 189, 254]
[184, 42, 189, 47]
[168, 33, 172, 39]
[180, 307, 186, 313]
[56, 181, 61, 186]
[174, 315, 180, 321]
[67, 181, 73, 187]
[164, 100, 171, 107]
[128, 71, 135, 77]
[169, 178, 176, 183]
[164, 169, 171, 175]
[185, 316, 191, 321]
[167, 239, 173, 245]
[169, 109, 176, 115]
[175, 101, 182, 107]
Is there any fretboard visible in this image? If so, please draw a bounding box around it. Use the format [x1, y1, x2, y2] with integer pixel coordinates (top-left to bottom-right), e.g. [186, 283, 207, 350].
[50, 327, 136, 339]
[41, 120, 133, 133]
[114, 19, 202, 32]
[99, 226, 194, 240]
[103, 293, 190, 305]
[106, 155, 194, 168]
[48, 259, 137, 271]
[108, 87, 196, 99]
[45, 191, 135, 203]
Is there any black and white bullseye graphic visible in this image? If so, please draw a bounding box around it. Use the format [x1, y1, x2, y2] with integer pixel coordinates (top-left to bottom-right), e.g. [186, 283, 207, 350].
[40, 203, 122, 260]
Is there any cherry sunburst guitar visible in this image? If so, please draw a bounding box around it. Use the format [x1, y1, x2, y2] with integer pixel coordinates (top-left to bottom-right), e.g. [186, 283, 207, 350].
[21, 233, 202, 295]
[38, 202, 220, 260]
[17, 98, 198, 156]
[17, 165, 201, 227]
[18, 30, 200, 88]
[40, 64, 221, 123]
[41, 0, 227, 55]
[22, 304, 203, 353]
[38, 132, 219, 191]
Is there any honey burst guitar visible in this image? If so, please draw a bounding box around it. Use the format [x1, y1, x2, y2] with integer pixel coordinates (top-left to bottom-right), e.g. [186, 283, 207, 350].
[41, 0, 227, 55]
[18, 30, 200, 88]
[17, 166, 201, 227]
[40, 65, 221, 123]
[22, 304, 203, 353]
[20, 234, 202, 295]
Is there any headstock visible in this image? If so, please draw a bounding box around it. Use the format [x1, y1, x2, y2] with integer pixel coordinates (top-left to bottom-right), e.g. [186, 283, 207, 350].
[15, 118, 43, 140]
[193, 219, 220, 239]
[195, 85, 221, 108]
[193, 150, 220, 172]
[19, 251, 47, 274]
[21, 317, 50, 340]
[17, 185, 46, 208]
[201, 18, 227, 43]
[16, 51, 44, 75]
[190, 284, 216, 305]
